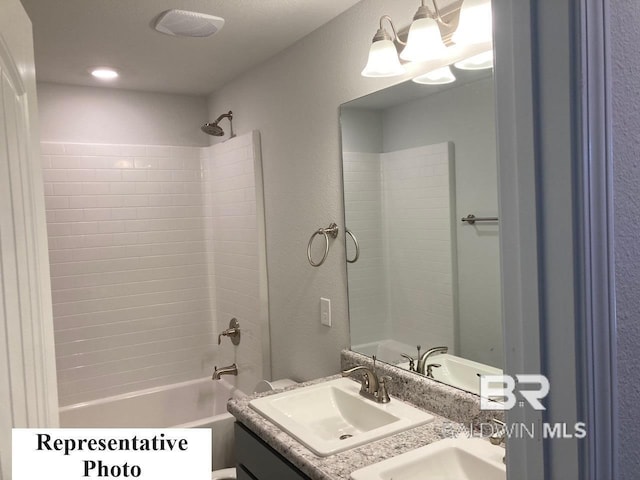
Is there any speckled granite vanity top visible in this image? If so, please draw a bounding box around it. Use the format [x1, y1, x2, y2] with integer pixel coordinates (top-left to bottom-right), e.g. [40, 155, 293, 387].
[227, 350, 503, 480]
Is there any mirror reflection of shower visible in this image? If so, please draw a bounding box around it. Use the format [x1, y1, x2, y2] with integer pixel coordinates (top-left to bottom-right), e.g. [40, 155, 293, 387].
[202, 110, 235, 138]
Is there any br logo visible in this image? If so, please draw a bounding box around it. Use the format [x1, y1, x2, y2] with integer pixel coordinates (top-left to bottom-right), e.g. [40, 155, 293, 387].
[480, 374, 550, 411]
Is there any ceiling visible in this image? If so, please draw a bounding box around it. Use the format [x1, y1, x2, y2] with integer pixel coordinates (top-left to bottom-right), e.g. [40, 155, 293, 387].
[20, 0, 362, 96]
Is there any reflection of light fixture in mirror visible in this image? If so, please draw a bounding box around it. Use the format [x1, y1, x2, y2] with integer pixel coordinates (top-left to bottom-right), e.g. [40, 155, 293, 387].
[400, 2, 446, 62]
[361, 15, 405, 78]
[412, 65, 456, 85]
[451, 0, 493, 45]
[454, 50, 494, 70]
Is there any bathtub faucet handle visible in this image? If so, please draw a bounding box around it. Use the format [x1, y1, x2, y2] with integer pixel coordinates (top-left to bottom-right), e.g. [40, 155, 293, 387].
[218, 318, 241, 345]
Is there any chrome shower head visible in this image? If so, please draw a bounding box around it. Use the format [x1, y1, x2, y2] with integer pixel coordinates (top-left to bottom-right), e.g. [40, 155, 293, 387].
[201, 111, 234, 137]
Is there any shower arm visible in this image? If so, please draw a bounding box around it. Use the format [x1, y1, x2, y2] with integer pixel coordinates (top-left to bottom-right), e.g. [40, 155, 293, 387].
[214, 111, 235, 138]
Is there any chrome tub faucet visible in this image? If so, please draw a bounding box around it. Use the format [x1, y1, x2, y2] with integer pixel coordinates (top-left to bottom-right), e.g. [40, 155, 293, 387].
[212, 363, 238, 380]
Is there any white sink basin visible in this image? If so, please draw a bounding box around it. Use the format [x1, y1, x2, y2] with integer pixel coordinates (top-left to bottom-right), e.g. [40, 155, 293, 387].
[249, 378, 434, 456]
[350, 438, 506, 480]
[398, 354, 502, 396]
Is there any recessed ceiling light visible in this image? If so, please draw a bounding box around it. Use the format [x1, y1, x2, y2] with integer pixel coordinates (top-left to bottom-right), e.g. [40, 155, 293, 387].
[90, 67, 119, 80]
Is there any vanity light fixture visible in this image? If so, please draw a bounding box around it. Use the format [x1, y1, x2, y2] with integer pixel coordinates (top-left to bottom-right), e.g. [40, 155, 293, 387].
[361, 15, 406, 78]
[451, 0, 493, 45]
[412, 65, 456, 85]
[90, 67, 119, 81]
[399, 1, 447, 63]
[454, 50, 494, 70]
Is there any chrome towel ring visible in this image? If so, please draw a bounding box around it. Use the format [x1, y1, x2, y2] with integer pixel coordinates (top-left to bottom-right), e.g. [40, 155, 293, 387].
[346, 229, 360, 264]
[307, 223, 339, 267]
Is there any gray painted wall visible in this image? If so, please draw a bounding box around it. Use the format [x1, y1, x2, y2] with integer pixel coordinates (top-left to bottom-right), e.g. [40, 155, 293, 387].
[612, 0, 640, 477]
[37, 82, 209, 147]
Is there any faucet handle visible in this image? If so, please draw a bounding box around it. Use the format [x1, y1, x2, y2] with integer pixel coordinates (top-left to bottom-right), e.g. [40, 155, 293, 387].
[377, 375, 392, 404]
[425, 363, 441, 379]
[400, 353, 416, 371]
[218, 318, 241, 345]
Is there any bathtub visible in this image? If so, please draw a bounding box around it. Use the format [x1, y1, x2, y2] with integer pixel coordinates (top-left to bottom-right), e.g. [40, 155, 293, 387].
[59, 377, 245, 470]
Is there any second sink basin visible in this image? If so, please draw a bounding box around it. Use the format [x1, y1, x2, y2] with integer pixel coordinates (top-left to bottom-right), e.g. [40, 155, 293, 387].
[249, 378, 434, 456]
[350, 438, 506, 480]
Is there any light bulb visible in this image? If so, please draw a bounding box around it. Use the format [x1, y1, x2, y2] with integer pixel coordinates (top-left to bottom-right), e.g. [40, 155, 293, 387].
[451, 0, 493, 46]
[361, 39, 405, 78]
[400, 16, 446, 63]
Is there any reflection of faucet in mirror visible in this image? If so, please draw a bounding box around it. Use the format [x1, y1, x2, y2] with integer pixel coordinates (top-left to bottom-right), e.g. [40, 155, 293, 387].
[425, 363, 441, 379]
[417, 346, 448, 375]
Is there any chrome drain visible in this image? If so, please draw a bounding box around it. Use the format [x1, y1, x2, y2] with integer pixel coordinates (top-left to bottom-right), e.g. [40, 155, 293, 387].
[339, 434, 353, 440]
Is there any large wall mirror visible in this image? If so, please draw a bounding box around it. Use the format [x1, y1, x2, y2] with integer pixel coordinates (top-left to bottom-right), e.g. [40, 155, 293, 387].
[340, 66, 503, 395]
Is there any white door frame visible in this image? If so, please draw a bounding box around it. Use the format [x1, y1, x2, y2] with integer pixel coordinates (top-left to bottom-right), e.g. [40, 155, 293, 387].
[0, 1, 59, 478]
[495, 0, 616, 478]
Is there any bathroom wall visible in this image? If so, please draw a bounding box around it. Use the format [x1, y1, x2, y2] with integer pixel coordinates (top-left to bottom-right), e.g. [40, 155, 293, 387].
[41, 141, 214, 406]
[37, 85, 268, 404]
[37, 82, 209, 147]
[611, 0, 640, 476]
[206, 0, 465, 381]
[342, 151, 387, 345]
[381, 144, 455, 352]
[201, 133, 269, 394]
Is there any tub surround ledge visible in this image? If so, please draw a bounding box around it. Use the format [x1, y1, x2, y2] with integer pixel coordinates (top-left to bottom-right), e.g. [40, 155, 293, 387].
[228, 351, 503, 480]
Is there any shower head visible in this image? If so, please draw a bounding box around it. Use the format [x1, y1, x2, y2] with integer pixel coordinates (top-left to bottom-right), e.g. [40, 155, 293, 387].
[201, 111, 235, 137]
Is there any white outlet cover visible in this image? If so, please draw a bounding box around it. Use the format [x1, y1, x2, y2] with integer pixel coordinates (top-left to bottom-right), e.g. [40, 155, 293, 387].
[321, 297, 331, 327]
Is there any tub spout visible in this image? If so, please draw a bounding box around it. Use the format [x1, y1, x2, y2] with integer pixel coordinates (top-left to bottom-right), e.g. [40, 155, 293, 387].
[212, 363, 238, 380]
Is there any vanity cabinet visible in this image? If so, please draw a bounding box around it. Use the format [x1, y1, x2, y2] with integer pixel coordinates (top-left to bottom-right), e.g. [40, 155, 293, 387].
[234, 422, 311, 480]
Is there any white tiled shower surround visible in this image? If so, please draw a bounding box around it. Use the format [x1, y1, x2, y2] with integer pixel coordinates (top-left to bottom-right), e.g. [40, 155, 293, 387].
[344, 143, 456, 360]
[42, 132, 267, 406]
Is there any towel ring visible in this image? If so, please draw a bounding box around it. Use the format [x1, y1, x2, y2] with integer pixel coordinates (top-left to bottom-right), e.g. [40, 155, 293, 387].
[307, 223, 339, 267]
[346, 229, 360, 264]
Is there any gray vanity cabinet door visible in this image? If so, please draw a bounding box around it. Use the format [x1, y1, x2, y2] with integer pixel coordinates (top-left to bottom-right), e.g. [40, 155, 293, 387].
[234, 423, 311, 480]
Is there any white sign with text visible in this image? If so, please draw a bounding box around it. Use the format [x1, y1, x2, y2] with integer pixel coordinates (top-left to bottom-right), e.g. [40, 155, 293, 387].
[13, 429, 211, 480]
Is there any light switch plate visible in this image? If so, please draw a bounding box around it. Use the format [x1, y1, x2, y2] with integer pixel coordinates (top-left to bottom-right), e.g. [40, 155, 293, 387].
[320, 297, 331, 327]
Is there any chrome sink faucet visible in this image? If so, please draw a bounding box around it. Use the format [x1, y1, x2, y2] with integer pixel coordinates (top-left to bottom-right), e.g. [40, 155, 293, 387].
[341, 356, 391, 404]
[416, 346, 448, 375]
[212, 363, 238, 380]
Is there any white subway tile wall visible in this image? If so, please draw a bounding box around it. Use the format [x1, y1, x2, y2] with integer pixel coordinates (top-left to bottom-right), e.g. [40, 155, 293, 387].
[201, 134, 265, 394]
[42, 135, 266, 405]
[344, 143, 455, 353]
[382, 143, 455, 349]
[342, 152, 389, 345]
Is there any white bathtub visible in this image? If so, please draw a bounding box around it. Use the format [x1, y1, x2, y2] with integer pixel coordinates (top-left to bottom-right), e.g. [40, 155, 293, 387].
[59, 377, 245, 469]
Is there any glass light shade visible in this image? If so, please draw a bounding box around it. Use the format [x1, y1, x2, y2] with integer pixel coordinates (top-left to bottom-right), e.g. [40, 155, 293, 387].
[454, 50, 494, 70]
[400, 17, 446, 62]
[361, 39, 405, 78]
[412, 65, 456, 85]
[451, 0, 493, 46]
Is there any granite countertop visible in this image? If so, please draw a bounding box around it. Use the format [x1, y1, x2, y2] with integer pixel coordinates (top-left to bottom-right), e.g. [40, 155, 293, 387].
[227, 350, 503, 480]
[227, 375, 463, 480]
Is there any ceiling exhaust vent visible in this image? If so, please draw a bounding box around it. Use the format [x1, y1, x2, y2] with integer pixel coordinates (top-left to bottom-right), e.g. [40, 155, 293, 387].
[154, 9, 225, 38]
